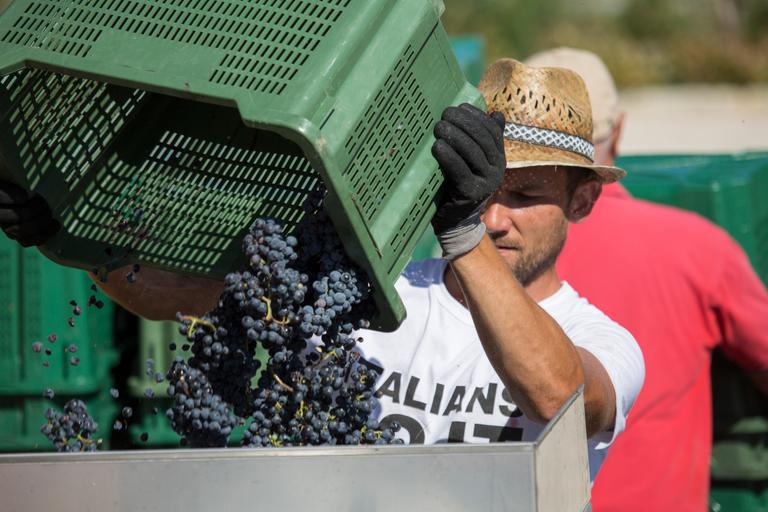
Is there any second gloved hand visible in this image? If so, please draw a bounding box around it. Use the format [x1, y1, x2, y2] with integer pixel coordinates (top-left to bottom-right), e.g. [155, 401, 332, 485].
[0, 179, 60, 247]
[431, 103, 506, 260]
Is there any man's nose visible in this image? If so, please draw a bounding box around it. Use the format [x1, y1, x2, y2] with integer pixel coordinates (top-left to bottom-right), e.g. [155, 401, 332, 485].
[481, 201, 512, 234]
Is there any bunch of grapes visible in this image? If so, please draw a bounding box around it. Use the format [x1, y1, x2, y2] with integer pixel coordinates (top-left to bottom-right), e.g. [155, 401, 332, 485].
[40, 399, 100, 452]
[169, 187, 400, 448]
[165, 358, 238, 447]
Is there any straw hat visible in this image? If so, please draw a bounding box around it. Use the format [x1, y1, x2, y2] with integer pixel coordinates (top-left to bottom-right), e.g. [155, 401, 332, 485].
[478, 58, 625, 183]
[524, 47, 620, 143]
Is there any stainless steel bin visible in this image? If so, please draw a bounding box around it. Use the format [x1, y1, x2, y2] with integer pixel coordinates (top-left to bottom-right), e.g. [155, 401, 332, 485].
[0, 390, 589, 512]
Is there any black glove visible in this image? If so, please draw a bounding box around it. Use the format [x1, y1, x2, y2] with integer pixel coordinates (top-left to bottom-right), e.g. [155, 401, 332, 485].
[431, 103, 506, 260]
[0, 180, 60, 247]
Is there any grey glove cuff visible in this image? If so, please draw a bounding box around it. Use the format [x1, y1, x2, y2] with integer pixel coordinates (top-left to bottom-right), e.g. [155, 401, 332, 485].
[436, 202, 487, 261]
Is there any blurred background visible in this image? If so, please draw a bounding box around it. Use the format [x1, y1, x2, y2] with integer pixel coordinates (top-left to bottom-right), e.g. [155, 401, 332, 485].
[443, 0, 768, 154]
[0, 0, 765, 510]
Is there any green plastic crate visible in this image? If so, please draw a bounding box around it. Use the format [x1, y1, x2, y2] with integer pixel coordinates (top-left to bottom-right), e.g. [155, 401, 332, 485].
[711, 351, 768, 481]
[127, 319, 184, 446]
[0, 383, 118, 451]
[619, 152, 768, 285]
[450, 35, 485, 85]
[710, 484, 768, 512]
[0, 0, 482, 331]
[127, 319, 182, 398]
[712, 435, 768, 481]
[129, 401, 178, 447]
[0, 236, 116, 395]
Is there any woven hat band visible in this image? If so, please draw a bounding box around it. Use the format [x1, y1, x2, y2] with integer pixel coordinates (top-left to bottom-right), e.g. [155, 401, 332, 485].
[503, 121, 595, 162]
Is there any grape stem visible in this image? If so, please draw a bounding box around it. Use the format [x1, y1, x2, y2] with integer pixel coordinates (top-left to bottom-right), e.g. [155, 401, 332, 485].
[271, 372, 294, 393]
[260, 296, 290, 325]
[75, 434, 102, 448]
[179, 316, 216, 337]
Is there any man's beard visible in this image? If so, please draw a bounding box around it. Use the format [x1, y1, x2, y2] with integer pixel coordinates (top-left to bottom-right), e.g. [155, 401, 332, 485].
[497, 218, 568, 287]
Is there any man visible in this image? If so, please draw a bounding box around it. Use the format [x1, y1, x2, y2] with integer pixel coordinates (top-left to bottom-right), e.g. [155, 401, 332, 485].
[0, 59, 644, 478]
[526, 47, 768, 511]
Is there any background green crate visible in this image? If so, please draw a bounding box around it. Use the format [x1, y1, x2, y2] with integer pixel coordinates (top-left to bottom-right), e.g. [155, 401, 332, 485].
[128, 400, 179, 448]
[127, 319, 185, 447]
[127, 320, 183, 399]
[0, 236, 116, 395]
[710, 484, 768, 512]
[619, 152, 768, 285]
[712, 432, 768, 481]
[710, 351, 768, 482]
[447, 35, 485, 86]
[0, 0, 483, 331]
[0, 383, 117, 451]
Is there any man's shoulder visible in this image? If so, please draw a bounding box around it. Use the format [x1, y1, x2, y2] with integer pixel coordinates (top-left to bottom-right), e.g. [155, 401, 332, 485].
[541, 283, 611, 322]
[603, 194, 729, 239]
[542, 283, 635, 342]
[545, 283, 645, 386]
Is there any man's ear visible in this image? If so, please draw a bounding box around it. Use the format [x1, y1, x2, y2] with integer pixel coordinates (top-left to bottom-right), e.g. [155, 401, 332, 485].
[568, 180, 602, 223]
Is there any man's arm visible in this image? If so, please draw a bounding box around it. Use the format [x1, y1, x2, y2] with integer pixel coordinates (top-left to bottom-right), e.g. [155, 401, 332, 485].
[429, 105, 618, 437]
[450, 236, 616, 437]
[712, 230, 768, 396]
[92, 265, 222, 321]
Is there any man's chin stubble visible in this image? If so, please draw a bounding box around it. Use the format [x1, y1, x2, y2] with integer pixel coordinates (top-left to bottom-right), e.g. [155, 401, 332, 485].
[508, 240, 566, 288]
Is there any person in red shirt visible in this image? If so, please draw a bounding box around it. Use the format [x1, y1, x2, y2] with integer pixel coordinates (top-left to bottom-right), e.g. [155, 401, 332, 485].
[526, 47, 768, 512]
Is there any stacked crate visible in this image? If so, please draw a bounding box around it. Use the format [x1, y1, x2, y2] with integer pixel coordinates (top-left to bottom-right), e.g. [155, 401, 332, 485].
[126, 320, 185, 447]
[0, 238, 117, 451]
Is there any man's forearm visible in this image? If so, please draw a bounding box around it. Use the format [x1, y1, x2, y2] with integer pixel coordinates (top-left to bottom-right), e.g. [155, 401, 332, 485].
[450, 236, 611, 435]
[91, 265, 223, 321]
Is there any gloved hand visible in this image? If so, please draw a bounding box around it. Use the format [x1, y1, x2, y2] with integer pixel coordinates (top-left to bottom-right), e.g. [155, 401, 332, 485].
[431, 103, 506, 260]
[0, 179, 60, 247]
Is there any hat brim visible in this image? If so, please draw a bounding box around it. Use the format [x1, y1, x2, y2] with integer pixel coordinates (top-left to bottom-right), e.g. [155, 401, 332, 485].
[505, 159, 626, 183]
[503, 140, 626, 183]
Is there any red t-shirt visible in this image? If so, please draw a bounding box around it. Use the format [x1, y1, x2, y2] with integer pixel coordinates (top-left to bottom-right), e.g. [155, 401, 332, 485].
[557, 183, 768, 512]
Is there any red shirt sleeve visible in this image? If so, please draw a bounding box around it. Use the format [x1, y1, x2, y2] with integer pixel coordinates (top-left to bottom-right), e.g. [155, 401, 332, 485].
[711, 231, 768, 371]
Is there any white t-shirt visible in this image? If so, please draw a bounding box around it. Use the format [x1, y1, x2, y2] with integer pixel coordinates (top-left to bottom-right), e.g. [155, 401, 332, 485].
[355, 258, 645, 480]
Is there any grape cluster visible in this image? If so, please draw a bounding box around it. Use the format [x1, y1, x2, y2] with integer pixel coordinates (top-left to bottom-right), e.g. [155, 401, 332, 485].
[168, 187, 400, 448]
[165, 358, 238, 447]
[176, 297, 261, 418]
[242, 207, 397, 447]
[40, 399, 100, 452]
